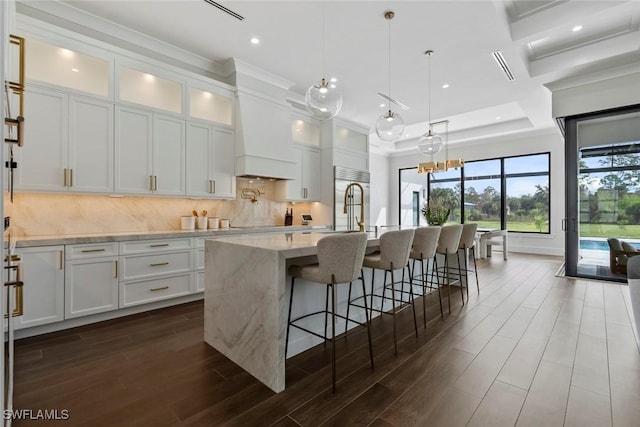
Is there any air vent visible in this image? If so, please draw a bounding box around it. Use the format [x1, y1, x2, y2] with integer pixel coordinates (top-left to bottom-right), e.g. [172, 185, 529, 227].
[203, 0, 244, 21]
[377, 92, 410, 110]
[491, 51, 515, 81]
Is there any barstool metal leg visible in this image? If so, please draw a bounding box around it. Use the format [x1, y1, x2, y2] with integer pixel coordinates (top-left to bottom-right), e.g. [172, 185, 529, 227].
[345, 281, 353, 336]
[420, 258, 427, 328]
[285, 276, 296, 358]
[456, 250, 465, 305]
[445, 253, 452, 314]
[361, 268, 374, 370]
[390, 262, 398, 355]
[330, 277, 337, 393]
[407, 262, 418, 337]
[324, 284, 330, 346]
[432, 256, 444, 318]
[472, 246, 479, 293]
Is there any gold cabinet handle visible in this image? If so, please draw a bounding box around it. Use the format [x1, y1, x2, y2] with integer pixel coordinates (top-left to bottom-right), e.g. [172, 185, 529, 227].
[70, 169, 73, 187]
[149, 175, 154, 191]
[149, 243, 169, 248]
[4, 282, 24, 318]
[208, 180, 213, 193]
[150, 262, 169, 267]
[212, 180, 215, 194]
[59, 250, 63, 270]
[63, 168, 68, 187]
[154, 175, 158, 191]
[114, 260, 118, 279]
[150, 286, 169, 292]
[81, 248, 105, 253]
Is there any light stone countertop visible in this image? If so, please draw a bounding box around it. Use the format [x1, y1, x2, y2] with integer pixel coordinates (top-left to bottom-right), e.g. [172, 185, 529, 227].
[11, 225, 320, 248]
[204, 229, 387, 392]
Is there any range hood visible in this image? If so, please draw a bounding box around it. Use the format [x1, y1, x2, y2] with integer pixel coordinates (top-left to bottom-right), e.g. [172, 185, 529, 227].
[232, 59, 296, 180]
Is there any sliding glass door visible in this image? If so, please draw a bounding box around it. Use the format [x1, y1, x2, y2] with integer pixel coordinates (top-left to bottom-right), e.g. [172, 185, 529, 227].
[565, 107, 640, 282]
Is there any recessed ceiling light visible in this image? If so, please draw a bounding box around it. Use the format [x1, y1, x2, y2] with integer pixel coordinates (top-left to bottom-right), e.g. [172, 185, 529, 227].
[250, 37, 260, 45]
[572, 25, 582, 32]
[71, 68, 79, 73]
[496, 116, 501, 120]
[330, 77, 337, 83]
[442, 84, 450, 89]
[379, 103, 386, 108]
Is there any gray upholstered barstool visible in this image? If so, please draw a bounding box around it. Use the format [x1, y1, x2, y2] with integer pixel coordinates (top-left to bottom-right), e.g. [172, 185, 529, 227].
[458, 223, 479, 300]
[434, 224, 463, 313]
[285, 232, 373, 393]
[409, 226, 443, 325]
[360, 228, 417, 355]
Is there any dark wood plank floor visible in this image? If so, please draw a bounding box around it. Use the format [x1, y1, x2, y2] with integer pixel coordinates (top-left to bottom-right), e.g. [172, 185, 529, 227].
[13, 254, 640, 426]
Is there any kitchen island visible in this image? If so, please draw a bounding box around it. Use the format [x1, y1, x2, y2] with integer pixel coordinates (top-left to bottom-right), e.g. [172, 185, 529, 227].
[204, 231, 381, 392]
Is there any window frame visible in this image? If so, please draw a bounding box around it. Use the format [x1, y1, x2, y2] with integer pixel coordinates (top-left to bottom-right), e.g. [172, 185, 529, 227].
[399, 152, 551, 234]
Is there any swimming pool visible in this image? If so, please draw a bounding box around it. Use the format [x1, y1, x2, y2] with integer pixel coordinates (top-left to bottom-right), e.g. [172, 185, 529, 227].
[580, 239, 639, 251]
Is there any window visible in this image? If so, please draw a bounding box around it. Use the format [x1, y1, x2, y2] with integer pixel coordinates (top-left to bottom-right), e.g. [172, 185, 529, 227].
[429, 168, 462, 224]
[400, 152, 550, 233]
[463, 159, 501, 229]
[399, 168, 427, 226]
[504, 154, 550, 233]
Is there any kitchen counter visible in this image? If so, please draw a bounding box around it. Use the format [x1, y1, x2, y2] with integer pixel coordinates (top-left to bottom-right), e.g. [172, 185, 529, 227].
[204, 231, 382, 393]
[11, 225, 321, 247]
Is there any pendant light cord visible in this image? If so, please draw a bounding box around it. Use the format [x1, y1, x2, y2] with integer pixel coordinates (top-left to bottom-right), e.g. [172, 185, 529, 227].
[388, 14, 392, 116]
[428, 51, 431, 130]
[321, 1, 325, 80]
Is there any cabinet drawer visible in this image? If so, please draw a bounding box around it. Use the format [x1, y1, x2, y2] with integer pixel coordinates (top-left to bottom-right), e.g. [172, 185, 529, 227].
[119, 238, 193, 254]
[120, 251, 191, 280]
[66, 242, 118, 259]
[121, 273, 192, 307]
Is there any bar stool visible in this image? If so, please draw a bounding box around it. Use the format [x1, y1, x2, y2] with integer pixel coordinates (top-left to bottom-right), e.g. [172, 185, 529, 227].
[408, 226, 443, 325]
[285, 232, 372, 393]
[458, 223, 479, 300]
[434, 224, 463, 314]
[359, 228, 417, 356]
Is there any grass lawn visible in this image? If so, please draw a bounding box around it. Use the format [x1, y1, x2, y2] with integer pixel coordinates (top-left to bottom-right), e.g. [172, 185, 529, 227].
[580, 223, 640, 239]
[458, 220, 549, 233]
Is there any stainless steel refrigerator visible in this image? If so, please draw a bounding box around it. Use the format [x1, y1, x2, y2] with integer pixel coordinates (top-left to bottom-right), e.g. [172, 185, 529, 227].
[334, 166, 370, 231]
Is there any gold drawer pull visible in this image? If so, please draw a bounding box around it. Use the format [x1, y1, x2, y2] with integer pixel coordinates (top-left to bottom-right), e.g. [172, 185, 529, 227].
[150, 286, 169, 292]
[149, 243, 169, 248]
[81, 248, 106, 253]
[150, 262, 169, 267]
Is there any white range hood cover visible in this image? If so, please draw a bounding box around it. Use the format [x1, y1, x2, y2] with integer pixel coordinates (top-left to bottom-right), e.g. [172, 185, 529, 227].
[232, 59, 296, 180]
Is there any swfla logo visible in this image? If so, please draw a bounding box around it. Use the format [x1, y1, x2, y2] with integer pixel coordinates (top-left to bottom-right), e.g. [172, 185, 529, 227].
[3, 409, 70, 420]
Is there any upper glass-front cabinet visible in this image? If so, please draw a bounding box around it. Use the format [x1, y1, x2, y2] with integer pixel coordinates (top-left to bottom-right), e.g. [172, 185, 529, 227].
[189, 88, 232, 126]
[335, 125, 368, 153]
[25, 38, 110, 97]
[119, 67, 182, 114]
[291, 117, 320, 146]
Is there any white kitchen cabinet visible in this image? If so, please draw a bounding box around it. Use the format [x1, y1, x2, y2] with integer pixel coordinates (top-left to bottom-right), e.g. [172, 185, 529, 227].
[115, 106, 185, 195]
[14, 87, 114, 193]
[69, 96, 114, 193]
[12, 246, 65, 330]
[65, 243, 119, 319]
[186, 122, 236, 198]
[275, 144, 321, 201]
[14, 87, 67, 192]
[118, 238, 194, 308]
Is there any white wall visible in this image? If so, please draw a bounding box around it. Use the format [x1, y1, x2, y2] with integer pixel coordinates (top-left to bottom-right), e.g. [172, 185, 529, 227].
[381, 129, 566, 256]
[369, 150, 390, 227]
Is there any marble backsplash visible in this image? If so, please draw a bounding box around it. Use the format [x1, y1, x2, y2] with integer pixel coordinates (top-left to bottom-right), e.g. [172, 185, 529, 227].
[6, 181, 313, 237]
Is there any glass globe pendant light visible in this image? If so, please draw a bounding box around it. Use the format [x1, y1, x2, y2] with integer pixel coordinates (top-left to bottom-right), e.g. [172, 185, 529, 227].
[418, 50, 442, 156]
[305, 2, 342, 120]
[375, 11, 404, 142]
